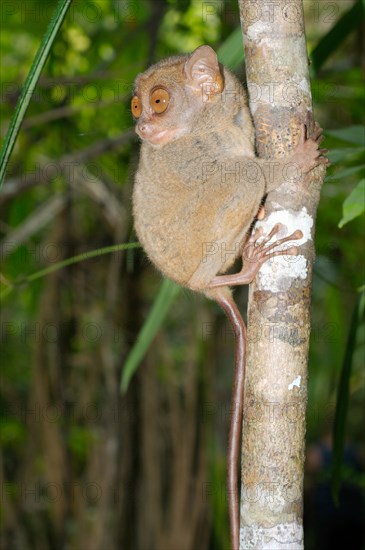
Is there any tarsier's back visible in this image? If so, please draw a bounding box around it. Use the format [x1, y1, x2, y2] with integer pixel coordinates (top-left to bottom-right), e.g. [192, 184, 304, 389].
[132, 48, 262, 291]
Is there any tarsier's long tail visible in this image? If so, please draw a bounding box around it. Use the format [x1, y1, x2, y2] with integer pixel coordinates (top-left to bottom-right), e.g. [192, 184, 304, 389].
[215, 289, 247, 550]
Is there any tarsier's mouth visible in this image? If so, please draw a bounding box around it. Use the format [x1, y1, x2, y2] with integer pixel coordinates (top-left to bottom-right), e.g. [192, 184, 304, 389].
[137, 127, 181, 146]
[144, 130, 169, 144]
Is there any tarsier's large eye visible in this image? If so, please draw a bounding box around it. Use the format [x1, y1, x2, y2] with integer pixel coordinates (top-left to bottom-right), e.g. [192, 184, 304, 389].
[150, 88, 170, 114]
[131, 96, 142, 118]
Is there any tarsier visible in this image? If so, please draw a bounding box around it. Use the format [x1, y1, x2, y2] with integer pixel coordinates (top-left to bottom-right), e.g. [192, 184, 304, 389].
[131, 45, 328, 550]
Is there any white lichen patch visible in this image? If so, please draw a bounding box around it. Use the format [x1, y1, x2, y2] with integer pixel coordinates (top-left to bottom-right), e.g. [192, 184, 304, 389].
[240, 521, 303, 549]
[258, 208, 313, 245]
[258, 255, 308, 292]
[288, 375, 301, 390]
[256, 208, 313, 292]
[246, 20, 272, 41]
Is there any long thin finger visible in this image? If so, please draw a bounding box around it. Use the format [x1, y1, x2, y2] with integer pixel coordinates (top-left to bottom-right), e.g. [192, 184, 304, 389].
[263, 246, 298, 260]
[299, 124, 306, 145]
[249, 226, 264, 244]
[260, 230, 302, 256]
[316, 157, 330, 165]
[311, 126, 323, 140]
[257, 223, 282, 249]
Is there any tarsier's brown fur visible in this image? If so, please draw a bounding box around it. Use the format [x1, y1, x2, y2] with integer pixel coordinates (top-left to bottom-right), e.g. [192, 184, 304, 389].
[132, 45, 328, 550]
[134, 62, 255, 290]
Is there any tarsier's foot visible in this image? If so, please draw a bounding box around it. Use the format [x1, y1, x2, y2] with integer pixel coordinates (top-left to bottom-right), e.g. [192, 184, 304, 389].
[292, 122, 330, 173]
[240, 223, 303, 275]
[208, 224, 303, 288]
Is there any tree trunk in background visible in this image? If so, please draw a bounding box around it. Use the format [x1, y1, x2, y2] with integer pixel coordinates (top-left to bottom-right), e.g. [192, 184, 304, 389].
[238, 1, 326, 548]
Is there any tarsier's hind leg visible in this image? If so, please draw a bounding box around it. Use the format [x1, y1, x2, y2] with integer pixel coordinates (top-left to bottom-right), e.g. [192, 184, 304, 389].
[208, 224, 303, 289]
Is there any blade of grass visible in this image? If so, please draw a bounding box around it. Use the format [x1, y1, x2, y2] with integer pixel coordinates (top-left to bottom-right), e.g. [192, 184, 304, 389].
[0, 0, 72, 187]
[0, 242, 140, 300]
[217, 27, 244, 69]
[311, 0, 363, 74]
[325, 126, 365, 146]
[121, 279, 181, 393]
[331, 289, 365, 503]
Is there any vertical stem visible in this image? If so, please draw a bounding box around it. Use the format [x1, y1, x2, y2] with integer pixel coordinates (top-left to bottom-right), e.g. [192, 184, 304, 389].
[238, 1, 326, 548]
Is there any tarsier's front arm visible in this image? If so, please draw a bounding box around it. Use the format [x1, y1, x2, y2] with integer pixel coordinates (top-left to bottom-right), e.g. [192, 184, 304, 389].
[131, 45, 328, 550]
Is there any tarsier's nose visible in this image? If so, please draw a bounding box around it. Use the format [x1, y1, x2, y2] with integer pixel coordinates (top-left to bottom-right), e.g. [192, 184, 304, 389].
[137, 122, 152, 139]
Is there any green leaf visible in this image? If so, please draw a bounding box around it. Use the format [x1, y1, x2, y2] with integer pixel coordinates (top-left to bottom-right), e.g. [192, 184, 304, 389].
[326, 126, 365, 146]
[217, 27, 244, 69]
[327, 147, 365, 164]
[121, 279, 181, 392]
[332, 289, 365, 503]
[326, 164, 365, 182]
[311, 0, 364, 74]
[0, 0, 73, 187]
[338, 179, 365, 228]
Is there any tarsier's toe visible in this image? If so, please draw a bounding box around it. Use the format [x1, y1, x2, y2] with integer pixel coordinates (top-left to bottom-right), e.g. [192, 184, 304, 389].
[252, 227, 303, 262]
[317, 156, 330, 165]
[310, 124, 324, 143]
[250, 226, 264, 242]
[270, 223, 282, 234]
[299, 123, 307, 144]
[312, 122, 323, 133]
[259, 223, 283, 246]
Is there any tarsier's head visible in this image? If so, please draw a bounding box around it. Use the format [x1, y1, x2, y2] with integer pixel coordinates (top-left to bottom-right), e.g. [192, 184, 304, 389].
[131, 45, 224, 147]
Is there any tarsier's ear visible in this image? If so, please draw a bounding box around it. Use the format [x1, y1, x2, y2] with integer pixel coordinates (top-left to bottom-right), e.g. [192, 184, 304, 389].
[184, 45, 224, 101]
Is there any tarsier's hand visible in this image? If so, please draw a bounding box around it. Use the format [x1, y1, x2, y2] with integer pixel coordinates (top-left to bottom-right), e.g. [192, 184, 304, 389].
[291, 122, 329, 173]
